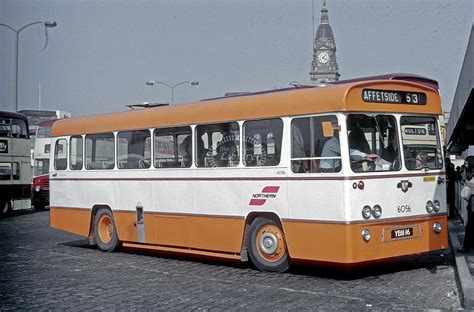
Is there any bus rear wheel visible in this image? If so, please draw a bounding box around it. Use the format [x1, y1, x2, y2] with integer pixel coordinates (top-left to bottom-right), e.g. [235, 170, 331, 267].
[94, 208, 119, 252]
[0, 200, 11, 217]
[248, 217, 290, 272]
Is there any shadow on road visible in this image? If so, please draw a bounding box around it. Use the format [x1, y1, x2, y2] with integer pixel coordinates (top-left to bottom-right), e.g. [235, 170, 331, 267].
[288, 249, 453, 280]
[60, 237, 453, 280]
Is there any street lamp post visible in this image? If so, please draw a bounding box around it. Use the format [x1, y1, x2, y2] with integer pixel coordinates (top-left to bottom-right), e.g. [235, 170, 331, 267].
[145, 80, 199, 105]
[0, 20, 57, 112]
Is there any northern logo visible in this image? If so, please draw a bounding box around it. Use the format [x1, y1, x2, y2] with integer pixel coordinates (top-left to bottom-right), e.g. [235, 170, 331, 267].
[249, 186, 280, 206]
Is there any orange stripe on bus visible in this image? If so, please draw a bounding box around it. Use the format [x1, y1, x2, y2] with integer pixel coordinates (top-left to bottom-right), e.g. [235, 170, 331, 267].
[51, 80, 441, 137]
[51, 207, 447, 264]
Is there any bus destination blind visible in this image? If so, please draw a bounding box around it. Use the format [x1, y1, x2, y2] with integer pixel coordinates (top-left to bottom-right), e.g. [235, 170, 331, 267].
[362, 89, 427, 105]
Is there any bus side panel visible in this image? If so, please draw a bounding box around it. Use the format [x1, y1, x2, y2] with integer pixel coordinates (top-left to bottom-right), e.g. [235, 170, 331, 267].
[50, 207, 92, 237]
[83, 179, 116, 211]
[152, 214, 194, 247]
[114, 210, 139, 242]
[193, 215, 245, 253]
[283, 220, 349, 262]
[152, 179, 196, 247]
[194, 177, 243, 252]
[286, 179, 345, 259]
[111, 211, 244, 253]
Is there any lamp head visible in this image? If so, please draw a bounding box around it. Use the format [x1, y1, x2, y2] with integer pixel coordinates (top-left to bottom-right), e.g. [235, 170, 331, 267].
[145, 81, 155, 86]
[44, 21, 57, 28]
[190, 81, 199, 86]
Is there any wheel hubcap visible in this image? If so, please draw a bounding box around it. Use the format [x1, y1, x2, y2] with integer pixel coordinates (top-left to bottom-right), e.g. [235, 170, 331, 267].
[260, 233, 278, 255]
[255, 224, 286, 262]
[98, 215, 113, 244]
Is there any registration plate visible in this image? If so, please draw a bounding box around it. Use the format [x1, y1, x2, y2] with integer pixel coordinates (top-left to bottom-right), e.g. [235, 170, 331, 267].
[383, 224, 421, 242]
[391, 227, 413, 239]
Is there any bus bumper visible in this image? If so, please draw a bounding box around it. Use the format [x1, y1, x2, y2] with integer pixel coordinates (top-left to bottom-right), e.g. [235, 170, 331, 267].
[283, 214, 448, 264]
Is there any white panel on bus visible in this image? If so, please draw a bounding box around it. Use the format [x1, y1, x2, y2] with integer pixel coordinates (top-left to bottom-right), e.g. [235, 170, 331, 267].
[288, 179, 345, 221]
[194, 168, 242, 216]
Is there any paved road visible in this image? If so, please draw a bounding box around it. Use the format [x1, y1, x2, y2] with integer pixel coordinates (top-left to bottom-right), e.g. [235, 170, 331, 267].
[0, 210, 461, 310]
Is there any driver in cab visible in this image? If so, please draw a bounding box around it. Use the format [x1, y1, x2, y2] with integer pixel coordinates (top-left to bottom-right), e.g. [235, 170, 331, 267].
[320, 121, 378, 172]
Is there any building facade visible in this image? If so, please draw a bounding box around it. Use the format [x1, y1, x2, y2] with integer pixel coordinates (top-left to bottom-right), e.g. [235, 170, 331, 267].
[310, 1, 340, 83]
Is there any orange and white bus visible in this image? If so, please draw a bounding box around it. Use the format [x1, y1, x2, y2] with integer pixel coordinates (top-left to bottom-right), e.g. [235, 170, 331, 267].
[50, 74, 447, 272]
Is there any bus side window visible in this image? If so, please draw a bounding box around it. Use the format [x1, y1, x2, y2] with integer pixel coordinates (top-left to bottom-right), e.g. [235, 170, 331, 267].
[195, 122, 240, 168]
[54, 139, 68, 170]
[118, 130, 151, 169]
[291, 115, 340, 173]
[85, 133, 115, 170]
[154, 126, 192, 169]
[243, 118, 283, 167]
[70, 136, 83, 170]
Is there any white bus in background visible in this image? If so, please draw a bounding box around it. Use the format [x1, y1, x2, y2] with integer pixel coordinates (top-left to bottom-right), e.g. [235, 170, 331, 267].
[31, 119, 58, 210]
[0, 111, 32, 216]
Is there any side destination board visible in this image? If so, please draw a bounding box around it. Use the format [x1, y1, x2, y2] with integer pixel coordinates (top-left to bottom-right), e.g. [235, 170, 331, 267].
[362, 89, 427, 105]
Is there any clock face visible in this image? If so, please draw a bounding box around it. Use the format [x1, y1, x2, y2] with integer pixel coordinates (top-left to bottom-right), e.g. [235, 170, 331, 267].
[317, 51, 329, 64]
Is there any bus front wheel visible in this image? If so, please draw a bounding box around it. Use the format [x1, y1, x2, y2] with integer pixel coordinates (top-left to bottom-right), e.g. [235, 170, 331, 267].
[94, 208, 120, 252]
[248, 217, 290, 272]
[0, 200, 11, 217]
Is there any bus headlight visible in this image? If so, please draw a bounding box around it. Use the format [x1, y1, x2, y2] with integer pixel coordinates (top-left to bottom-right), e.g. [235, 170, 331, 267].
[433, 222, 442, 234]
[426, 200, 434, 213]
[362, 229, 371, 242]
[35, 185, 41, 192]
[362, 206, 372, 220]
[433, 200, 441, 212]
[372, 205, 382, 219]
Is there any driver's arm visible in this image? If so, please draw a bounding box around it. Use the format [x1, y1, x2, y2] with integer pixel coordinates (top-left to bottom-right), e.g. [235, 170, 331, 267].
[349, 149, 379, 162]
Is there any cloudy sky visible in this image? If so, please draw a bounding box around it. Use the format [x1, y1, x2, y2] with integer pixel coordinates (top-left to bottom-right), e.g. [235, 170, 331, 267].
[0, 0, 472, 116]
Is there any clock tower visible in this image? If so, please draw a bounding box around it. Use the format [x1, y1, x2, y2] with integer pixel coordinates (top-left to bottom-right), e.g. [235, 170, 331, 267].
[310, 0, 340, 83]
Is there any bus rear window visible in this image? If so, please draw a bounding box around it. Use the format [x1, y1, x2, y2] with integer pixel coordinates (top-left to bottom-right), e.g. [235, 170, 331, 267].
[400, 116, 443, 170]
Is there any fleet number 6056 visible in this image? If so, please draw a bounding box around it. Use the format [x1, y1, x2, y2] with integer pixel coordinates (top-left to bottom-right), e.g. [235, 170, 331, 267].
[397, 205, 411, 213]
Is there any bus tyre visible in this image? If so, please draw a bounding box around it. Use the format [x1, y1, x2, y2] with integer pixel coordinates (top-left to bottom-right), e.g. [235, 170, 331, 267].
[248, 217, 290, 272]
[94, 208, 119, 252]
[0, 200, 11, 217]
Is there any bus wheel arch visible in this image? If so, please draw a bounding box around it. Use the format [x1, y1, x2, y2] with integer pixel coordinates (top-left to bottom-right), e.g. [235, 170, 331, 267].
[91, 205, 120, 252]
[242, 212, 290, 272]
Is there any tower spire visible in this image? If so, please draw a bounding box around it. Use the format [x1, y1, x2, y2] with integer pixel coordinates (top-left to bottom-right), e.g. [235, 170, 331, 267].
[309, 0, 340, 83]
[321, 0, 329, 24]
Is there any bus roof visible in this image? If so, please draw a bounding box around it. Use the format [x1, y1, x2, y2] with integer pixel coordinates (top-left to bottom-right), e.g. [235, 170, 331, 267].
[37, 119, 59, 127]
[204, 73, 439, 101]
[332, 73, 439, 90]
[52, 76, 442, 137]
[0, 111, 29, 123]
